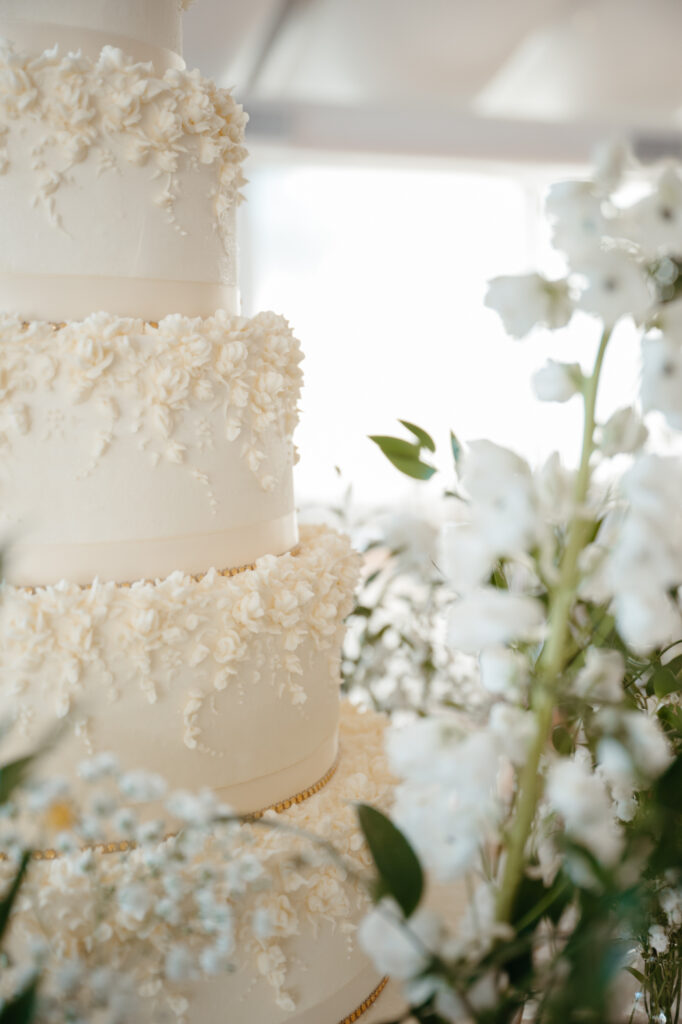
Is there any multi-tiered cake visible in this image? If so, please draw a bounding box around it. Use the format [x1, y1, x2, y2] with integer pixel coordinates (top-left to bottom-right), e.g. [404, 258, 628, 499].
[0, 2, 392, 1020]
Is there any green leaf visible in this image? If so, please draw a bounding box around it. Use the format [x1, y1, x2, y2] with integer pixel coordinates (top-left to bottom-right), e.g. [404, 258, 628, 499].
[653, 666, 679, 698]
[664, 653, 682, 678]
[0, 851, 31, 943]
[654, 752, 682, 812]
[552, 726, 575, 756]
[352, 605, 373, 618]
[626, 967, 646, 984]
[369, 436, 436, 481]
[356, 804, 424, 919]
[449, 430, 462, 465]
[0, 975, 39, 1024]
[398, 420, 436, 453]
[0, 755, 36, 806]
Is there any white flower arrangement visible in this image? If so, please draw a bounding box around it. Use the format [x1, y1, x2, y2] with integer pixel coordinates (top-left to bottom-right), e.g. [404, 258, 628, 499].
[353, 146, 682, 1023]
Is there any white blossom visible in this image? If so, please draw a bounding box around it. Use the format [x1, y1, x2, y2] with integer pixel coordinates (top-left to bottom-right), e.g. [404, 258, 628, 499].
[573, 649, 625, 704]
[77, 752, 120, 782]
[447, 587, 545, 655]
[165, 945, 195, 983]
[489, 703, 536, 765]
[438, 522, 493, 593]
[621, 712, 672, 780]
[460, 441, 540, 557]
[117, 882, 152, 923]
[624, 164, 682, 257]
[118, 770, 168, 803]
[661, 888, 682, 927]
[545, 180, 609, 261]
[649, 924, 670, 955]
[598, 406, 649, 457]
[358, 899, 443, 980]
[165, 787, 219, 826]
[532, 360, 583, 403]
[641, 332, 682, 431]
[597, 738, 637, 821]
[485, 273, 573, 339]
[546, 755, 623, 866]
[575, 249, 652, 326]
[390, 729, 503, 879]
[479, 647, 528, 698]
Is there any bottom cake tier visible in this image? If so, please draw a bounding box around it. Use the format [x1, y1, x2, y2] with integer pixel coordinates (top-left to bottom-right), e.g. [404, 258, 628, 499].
[1, 703, 394, 1024]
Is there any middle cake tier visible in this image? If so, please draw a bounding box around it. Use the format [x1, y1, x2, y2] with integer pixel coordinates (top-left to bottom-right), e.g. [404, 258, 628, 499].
[0, 311, 302, 585]
[0, 525, 360, 814]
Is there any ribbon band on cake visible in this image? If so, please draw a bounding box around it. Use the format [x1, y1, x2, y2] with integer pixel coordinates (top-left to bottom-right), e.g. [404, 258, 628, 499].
[0, 273, 240, 322]
[7, 512, 299, 587]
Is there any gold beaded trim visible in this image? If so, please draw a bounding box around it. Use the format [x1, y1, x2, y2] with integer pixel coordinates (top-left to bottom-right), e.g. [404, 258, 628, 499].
[246, 752, 339, 821]
[337, 977, 390, 1024]
[3, 751, 340, 863]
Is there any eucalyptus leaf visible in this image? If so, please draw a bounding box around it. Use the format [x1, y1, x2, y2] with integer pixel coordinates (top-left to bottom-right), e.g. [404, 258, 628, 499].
[369, 436, 436, 481]
[449, 430, 462, 465]
[353, 605, 373, 619]
[0, 851, 31, 943]
[356, 803, 424, 919]
[398, 420, 436, 453]
[0, 755, 36, 807]
[0, 975, 39, 1024]
[552, 726, 575, 756]
[652, 666, 679, 698]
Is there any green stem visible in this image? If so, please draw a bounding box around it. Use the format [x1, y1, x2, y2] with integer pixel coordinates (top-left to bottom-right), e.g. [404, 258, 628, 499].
[496, 327, 611, 924]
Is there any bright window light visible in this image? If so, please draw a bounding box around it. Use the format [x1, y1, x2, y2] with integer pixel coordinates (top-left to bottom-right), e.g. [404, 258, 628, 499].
[240, 156, 641, 506]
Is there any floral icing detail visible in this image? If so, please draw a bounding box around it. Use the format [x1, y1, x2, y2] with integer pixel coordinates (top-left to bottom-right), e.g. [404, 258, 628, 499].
[0, 310, 303, 494]
[0, 526, 360, 747]
[0, 704, 393, 1020]
[0, 41, 247, 229]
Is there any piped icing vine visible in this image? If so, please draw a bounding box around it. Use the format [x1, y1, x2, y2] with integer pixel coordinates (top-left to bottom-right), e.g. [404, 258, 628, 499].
[0, 311, 303, 495]
[0, 41, 247, 229]
[0, 526, 360, 747]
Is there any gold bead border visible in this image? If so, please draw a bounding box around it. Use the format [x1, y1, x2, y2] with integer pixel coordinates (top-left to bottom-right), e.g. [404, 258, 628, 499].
[18, 546, 302, 593]
[246, 751, 340, 821]
[9, 751, 340, 863]
[337, 976, 390, 1024]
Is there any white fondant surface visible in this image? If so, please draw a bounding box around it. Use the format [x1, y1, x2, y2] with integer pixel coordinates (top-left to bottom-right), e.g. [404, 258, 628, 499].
[0, 312, 302, 585]
[0, 0, 183, 55]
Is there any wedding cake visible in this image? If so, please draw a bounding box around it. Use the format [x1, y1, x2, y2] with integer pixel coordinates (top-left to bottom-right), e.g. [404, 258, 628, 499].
[0, 2, 393, 1020]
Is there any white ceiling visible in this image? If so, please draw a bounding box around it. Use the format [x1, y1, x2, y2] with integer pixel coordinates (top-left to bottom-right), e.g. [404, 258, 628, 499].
[182, 0, 682, 161]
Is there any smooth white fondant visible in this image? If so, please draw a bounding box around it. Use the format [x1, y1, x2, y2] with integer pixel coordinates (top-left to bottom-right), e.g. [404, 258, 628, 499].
[0, 312, 302, 585]
[0, 0, 183, 55]
[0, 274, 239, 323]
[9, 514, 299, 589]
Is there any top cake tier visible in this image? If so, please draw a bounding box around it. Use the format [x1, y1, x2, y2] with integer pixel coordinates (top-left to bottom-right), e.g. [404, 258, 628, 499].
[0, 0, 185, 63]
[0, 1, 246, 321]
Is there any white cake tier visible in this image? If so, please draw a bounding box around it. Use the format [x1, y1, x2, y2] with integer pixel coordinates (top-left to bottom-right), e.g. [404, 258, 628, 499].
[0, 312, 303, 586]
[0, 39, 246, 320]
[0, 526, 360, 813]
[3, 704, 393, 1024]
[0, 0, 184, 66]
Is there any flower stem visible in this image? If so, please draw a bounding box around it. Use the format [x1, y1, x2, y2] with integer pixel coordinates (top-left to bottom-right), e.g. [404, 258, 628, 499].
[496, 326, 611, 924]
